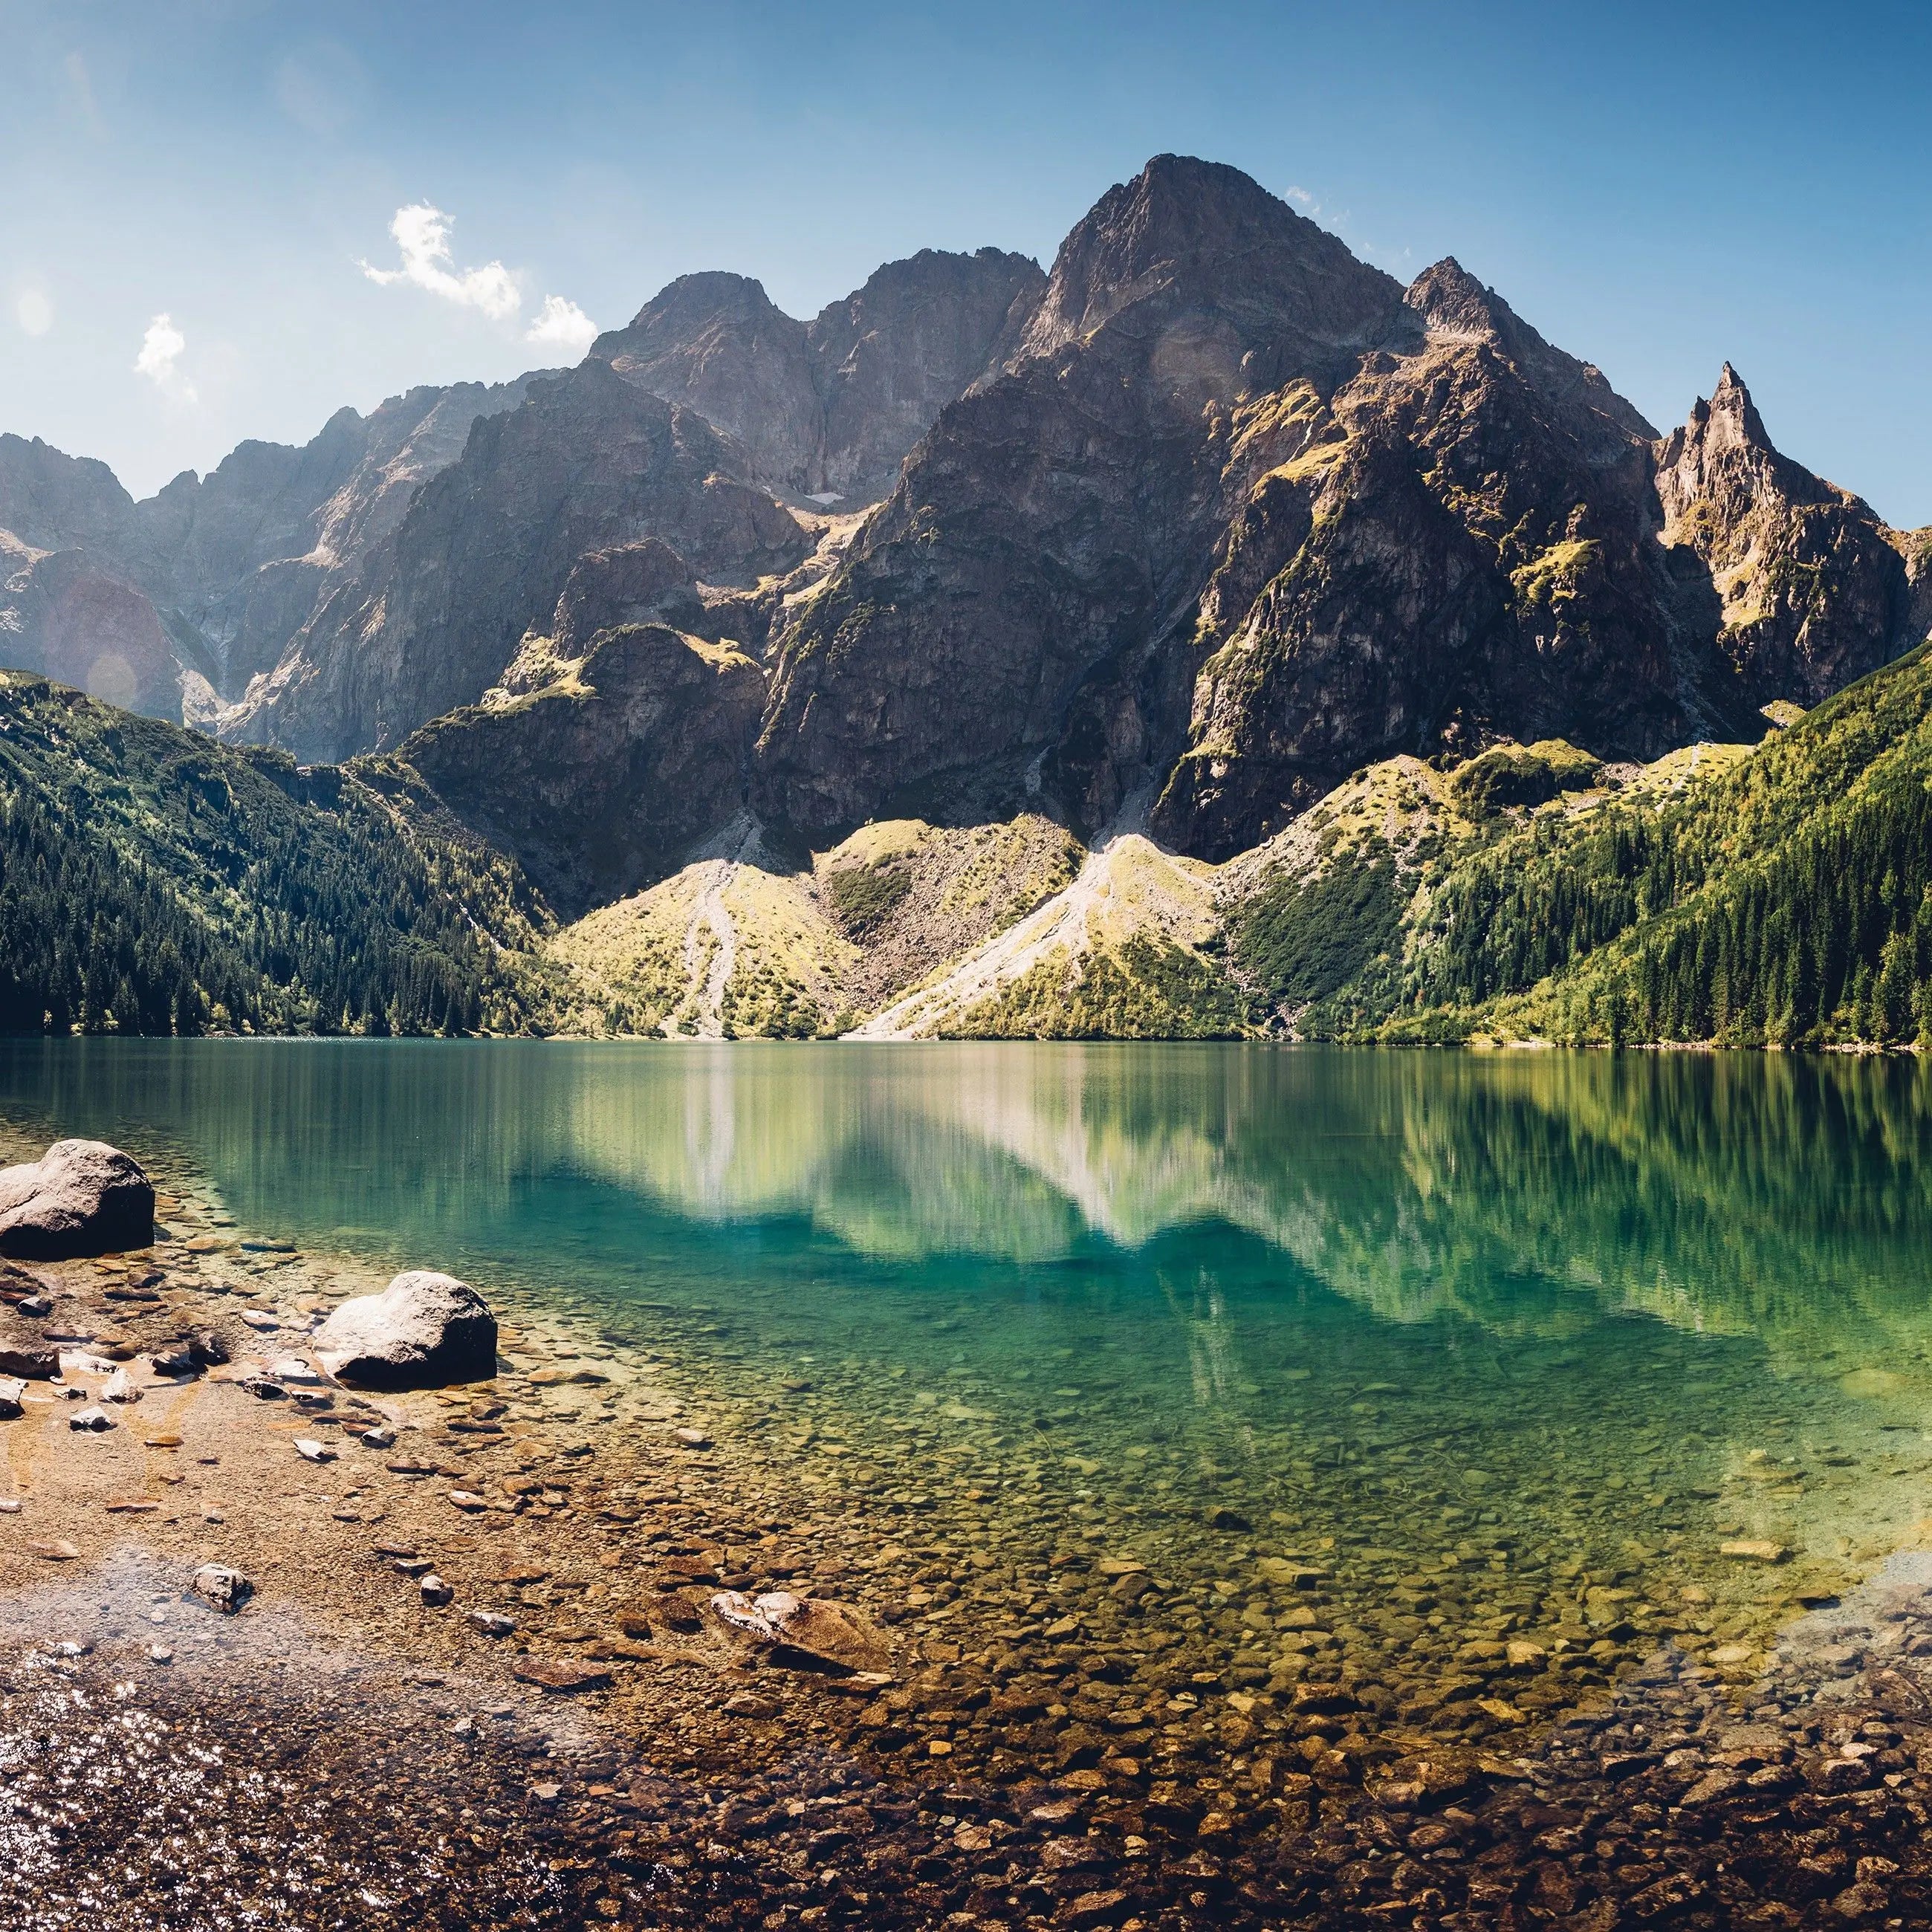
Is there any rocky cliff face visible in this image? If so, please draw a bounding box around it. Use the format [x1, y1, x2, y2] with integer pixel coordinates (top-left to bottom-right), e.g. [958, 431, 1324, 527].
[591, 249, 1045, 503]
[395, 623, 765, 918]
[755, 161, 1929, 859]
[755, 157, 1408, 836]
[226, 364, 808, 762]
[1653, 364, 1910, 707]
[0, 382, 535, 724]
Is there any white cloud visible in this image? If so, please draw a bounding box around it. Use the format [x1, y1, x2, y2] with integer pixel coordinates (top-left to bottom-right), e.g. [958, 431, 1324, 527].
[134, 312, 195, 400]
[525, 294, 597, 359]
[360, 204, 520, 320]
[1286, 185, 1317, 210]
[16, 289, 52, 337]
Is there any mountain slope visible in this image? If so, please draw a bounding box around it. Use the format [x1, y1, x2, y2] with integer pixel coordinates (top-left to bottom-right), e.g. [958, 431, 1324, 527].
[0, 671, 548, 1035]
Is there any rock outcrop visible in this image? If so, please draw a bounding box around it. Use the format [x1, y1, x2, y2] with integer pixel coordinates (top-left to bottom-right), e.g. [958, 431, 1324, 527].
[1654, 363, 1910, 706]
[314, 1269, 498, 1389]
[398, 623, 767, 917]
[0, 1141, 155, 1259]
[591, 248, 1045, 502]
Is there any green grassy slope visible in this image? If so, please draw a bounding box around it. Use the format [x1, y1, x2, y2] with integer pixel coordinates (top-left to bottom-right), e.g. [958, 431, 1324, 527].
[1246, 644, 1932, 1047]
[0, 672, 551, 1036]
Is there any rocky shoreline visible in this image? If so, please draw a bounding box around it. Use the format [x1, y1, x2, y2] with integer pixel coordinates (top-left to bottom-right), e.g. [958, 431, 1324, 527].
[0, 1132, 1928, 1928]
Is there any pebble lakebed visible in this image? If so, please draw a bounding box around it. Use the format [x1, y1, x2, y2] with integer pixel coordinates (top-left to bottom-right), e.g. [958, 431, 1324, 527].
[2, 1123, 1932, 1927]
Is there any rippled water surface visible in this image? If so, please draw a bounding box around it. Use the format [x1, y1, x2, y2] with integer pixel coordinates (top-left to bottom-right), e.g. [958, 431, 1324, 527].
[6, 1040, 1932, 1737]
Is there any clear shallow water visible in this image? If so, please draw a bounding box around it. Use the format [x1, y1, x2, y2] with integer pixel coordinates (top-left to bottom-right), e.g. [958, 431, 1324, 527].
[7, 1039, 1932, 1740]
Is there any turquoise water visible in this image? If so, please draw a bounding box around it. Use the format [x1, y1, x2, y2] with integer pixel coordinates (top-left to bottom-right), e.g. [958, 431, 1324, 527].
[7, 1040, 1932, 1734]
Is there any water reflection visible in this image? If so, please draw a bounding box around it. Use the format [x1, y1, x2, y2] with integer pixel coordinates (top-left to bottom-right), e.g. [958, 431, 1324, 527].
[7, 1040, 1932, 1364]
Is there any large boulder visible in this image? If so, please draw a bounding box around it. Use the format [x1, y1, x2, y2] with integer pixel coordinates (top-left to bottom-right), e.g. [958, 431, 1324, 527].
[313, 1270, 498, 1390]
[0, 1141, 155, 1259]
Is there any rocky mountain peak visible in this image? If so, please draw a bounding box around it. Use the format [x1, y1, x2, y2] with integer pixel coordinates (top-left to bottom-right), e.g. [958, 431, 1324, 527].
[1011, 154, 1401, 369]
[609, 270, 790, 343]
[1688, 361, 1774, 453]
[1404, 257, 1515, 340]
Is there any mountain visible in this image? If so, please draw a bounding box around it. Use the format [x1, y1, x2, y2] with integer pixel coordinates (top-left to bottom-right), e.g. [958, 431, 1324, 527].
[0, 380, 536, 725]
[760, 158, 1927, 859]
[5, 153, 1932, 1048]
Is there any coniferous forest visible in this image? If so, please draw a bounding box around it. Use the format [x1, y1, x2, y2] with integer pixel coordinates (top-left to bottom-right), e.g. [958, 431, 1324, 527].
[0, 672, 548, 1037]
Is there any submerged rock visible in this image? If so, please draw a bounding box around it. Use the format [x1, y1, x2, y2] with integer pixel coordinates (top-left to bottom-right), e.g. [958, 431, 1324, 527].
[710, 1589, 890, 1674]
[193, 1563, 252, 1613]
[314, 1271, 498, 1390]
[0, 1141, 155, 1260]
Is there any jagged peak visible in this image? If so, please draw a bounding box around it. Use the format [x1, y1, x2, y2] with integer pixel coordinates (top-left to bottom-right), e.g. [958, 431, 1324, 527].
[1688, 363, 1771, 453]
[1015, 153, 1401, 366]
[613, 270, 794, 342]
[1404, 257, 1519, 340]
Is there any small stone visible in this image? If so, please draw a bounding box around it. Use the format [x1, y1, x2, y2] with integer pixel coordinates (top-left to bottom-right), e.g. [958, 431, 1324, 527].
[722, 1691, 778, 1719]
[1721, 1540, 1789, 1563]
[0, 1375, 25, 1419]
[271, 1357, 322, 1385]
[29, 1539, 80, 1560]
[192, 1563, 253, 1614]
[104, 1496, 160, 1514]
[143, 1433, 185, 1449]
[447, 1490, 490, 1511]
[293, 1438, 336, 1464]
[673, 1427, 712, 1448]
[149, 1644, 174, 1664]
[360, 1425, 397, 1449]
[421, 1573, 453, 1606]
[1206, 1505, 1252, 1531]
[467, 1610, 516, 1638]
[0, 1499, 19, 1514]
[70, 1404, 113, 1432]
[513, 1659, 613, 1693]
[100, 1367, 141, 1403]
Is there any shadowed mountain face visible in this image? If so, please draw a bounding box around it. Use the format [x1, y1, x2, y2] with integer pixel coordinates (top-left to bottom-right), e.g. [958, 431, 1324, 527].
[1, 155, 1925, 897]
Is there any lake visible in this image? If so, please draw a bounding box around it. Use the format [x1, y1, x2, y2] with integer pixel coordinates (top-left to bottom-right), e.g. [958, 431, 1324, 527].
[2, 1037, 1929, 1748]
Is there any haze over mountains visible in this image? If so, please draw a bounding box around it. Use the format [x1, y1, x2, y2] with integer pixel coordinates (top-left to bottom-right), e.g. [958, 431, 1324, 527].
[4, 155, 1931, 1043]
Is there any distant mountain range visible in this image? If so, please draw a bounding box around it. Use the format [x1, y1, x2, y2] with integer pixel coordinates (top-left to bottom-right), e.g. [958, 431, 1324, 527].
[4, 155, 1930, 1046]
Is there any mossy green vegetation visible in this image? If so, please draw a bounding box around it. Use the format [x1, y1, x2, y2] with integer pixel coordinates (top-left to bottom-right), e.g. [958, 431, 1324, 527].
[1450, 739, 1603, 817]
[825, 859, 911, 935]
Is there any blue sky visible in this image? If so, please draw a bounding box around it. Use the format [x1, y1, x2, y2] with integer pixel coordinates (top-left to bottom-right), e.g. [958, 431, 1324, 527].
[5, 0, 1928, 522]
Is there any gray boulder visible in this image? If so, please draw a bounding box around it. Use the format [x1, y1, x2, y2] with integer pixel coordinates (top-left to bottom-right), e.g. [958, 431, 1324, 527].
[313, 1270, 497, 1390]
[0, 1141, 155, 1259]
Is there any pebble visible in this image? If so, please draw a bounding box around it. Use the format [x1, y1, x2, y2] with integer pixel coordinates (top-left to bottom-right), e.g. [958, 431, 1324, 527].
[420, 1574, 453, 1607]
[467, 1610, 516, 1638]
[69, 1405, 112, 1432]
[293, 1438, 336, 1464]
